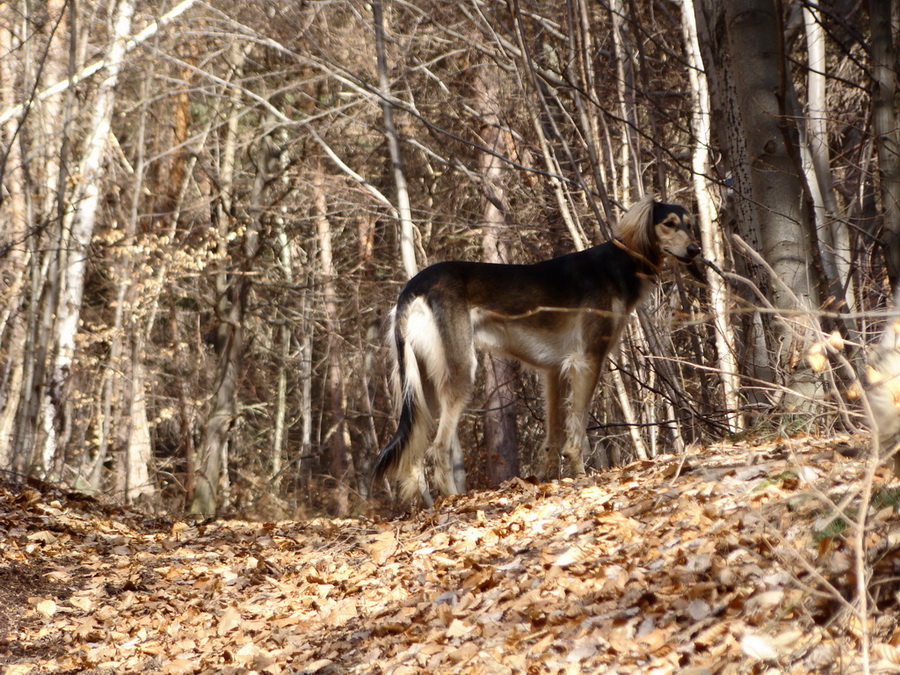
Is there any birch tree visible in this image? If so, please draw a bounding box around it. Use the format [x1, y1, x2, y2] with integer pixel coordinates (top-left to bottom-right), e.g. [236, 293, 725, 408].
[802, 4, 853, 313]
[0, 4, 31, 469]
[699, 0, 823, 410]
[2, 0, 76, 477]
[681, 0, 742, 433]
[43, 0, 136, 471]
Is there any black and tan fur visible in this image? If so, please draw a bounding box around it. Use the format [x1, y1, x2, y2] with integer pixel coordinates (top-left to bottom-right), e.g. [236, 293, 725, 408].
[373, 196, 701, 505]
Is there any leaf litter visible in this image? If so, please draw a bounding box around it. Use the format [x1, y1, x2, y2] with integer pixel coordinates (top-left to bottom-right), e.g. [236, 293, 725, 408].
[1, 434, 899, 673]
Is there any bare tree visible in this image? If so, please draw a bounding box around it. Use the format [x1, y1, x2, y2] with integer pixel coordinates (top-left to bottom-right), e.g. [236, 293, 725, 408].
[870, 0, 900, 312]
[681, 0, 742, 433]
[314, 159, 352, 516]
[699, 0, 823, 411]
[475, 64, 520, 485]
[802, 3, 853, 313]
[372, 0, 418, 280]
[44, 0, 136, 472]
[190, 111, 272, 517]
[0, 0, 896, 517]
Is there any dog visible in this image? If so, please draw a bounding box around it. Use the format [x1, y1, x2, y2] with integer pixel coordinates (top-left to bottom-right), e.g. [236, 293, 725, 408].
[373, 195, 702, 505]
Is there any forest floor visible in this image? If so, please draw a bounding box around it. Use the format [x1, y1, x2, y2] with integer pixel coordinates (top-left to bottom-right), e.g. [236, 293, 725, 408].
[1, 434, 900, 674]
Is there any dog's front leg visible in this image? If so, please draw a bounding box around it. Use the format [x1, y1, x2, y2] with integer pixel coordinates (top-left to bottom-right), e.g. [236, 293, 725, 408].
[561, 361, 601, 477]
[538, 368, 565, 479]
[450, 433, 467, 494]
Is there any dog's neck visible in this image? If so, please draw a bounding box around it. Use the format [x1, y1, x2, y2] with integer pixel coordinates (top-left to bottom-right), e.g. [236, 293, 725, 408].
[612, 237, 662, 275]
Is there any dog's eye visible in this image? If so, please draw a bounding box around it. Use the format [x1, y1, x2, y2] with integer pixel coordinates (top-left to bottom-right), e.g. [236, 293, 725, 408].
[664, 219, 679, 228]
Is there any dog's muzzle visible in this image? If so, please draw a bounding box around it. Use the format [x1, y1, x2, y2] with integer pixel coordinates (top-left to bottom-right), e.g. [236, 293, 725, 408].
[673, 244, 701, 264]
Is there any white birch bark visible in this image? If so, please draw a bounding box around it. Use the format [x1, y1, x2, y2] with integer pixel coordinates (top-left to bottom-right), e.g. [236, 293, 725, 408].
[610, 0, 637, 200]
[0, 0, 198, 126]
[271, 212, 296, 490]
[0, 7, 30, 468]
[802, 5, 854, 311]
[42, 0, 135, 470]
[124, 334, 154, 502]
[699, 0, 821, 410]
[682, 0, 743, 433]
[612, 367, 648, 459]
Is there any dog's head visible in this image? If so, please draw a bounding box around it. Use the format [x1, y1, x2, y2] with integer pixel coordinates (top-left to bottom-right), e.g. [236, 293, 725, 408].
[652, 201, 701, 264]
[616, 196, 704, 281]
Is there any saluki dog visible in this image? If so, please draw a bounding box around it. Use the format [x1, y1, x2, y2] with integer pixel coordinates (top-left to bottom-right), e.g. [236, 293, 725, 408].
[373, 196, 701, 505]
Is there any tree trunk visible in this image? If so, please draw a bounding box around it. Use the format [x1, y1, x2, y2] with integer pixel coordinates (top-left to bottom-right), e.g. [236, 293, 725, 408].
[372, 0, 418, 279]
[682, 0, 743, 433]
[700, 0, 822, 409]
[567, 0, 614, 224]
[802, 4, 853, 313]
[4, 0, 73, 476]
[475, 64, 520, 486]
[189, 293, 243, 517]
[270, 225, 294, 492]
[510, 1, 588, 251]
[121, 332, 154, 504]
[314, 160, 352, 515]
[610, 0, 637, 201]
[0, 4, 31, 470]
[870, 0, 900, 311]
[189, 117, 269, 517]
[43, 0, 135, 472]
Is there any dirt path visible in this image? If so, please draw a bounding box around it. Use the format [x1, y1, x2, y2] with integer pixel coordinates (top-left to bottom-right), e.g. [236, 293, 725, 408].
[2, 435, 899, 673]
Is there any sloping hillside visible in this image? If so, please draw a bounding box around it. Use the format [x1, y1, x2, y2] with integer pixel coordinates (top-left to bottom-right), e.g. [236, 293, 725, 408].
[2, 435, 899, 674]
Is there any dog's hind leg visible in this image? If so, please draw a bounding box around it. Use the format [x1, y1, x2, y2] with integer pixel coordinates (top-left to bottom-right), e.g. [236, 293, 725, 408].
[430, 394, 469, 496]
[561, 359, 601, 477]
[538, 367, 565, 480]
[395, 381, 437, 507]
[430, 306, 476, 497]
[449, 432, 467, 494]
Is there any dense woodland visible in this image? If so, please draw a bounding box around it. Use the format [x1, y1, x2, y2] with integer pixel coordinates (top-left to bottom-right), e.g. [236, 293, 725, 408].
[0, 0, 898, 518]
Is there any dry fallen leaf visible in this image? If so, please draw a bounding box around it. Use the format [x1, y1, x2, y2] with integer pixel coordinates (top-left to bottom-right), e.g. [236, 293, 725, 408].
[550, 544, 589, 567]
[741, 633, 778, 661]
[27, 530, 58, 545]
[218, 606, 242, 635]
[0, 433, 895, 674]
[447, 618, 473, 638]
[367, 529, 398, 564]
[69, 595, 93, 612]
[234, 642, 260, 665]
[686, 599, 710, 621]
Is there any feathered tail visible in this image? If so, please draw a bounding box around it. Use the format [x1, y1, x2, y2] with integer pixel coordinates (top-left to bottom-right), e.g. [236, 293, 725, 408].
[372, 300, 434, 503]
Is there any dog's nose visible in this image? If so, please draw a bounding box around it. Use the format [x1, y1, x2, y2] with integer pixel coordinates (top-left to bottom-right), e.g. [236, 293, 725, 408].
[686, 244, 701, 259]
